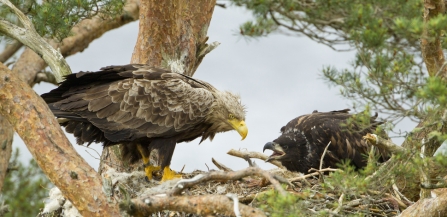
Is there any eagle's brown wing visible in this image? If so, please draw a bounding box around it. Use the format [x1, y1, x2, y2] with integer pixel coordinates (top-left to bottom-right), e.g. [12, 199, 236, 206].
[43, 64, 215, 144]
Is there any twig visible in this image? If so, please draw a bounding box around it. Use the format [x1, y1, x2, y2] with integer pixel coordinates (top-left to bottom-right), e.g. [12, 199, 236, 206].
[226, 193, 241, 217]
[420, 181, 447, 189]
[180, 165, 186, 173]
[288, 168, 341, 182]
[365, 155, 396, 181]
[212, 158, 233, 171]
[34, 71, 58, 85]
[227, 149, 285, 169]
[215, 3, 226, 8]
[333, 193, 344, 214]
[392, 183, 413, 205]
[238, 194, 256, 204]
[320, 141, 331, 171]
[126, 195, 266, 217]
[363, 133, 406, 155]
[419, 144, 431, 198]
[172, 167, 289, 196]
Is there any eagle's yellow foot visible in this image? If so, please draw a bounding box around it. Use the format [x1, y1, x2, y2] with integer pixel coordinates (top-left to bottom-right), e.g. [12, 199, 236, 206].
[161, 166, 182, 182]
[143, 165, 161, 181]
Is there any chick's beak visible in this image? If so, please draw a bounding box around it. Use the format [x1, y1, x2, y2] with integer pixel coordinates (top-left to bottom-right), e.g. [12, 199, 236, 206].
[229, 119, 248, 140]
[263, 142, 285, 162]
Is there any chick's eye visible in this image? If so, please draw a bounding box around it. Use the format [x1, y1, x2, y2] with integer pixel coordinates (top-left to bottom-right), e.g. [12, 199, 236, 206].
[229, 114, 235, 119]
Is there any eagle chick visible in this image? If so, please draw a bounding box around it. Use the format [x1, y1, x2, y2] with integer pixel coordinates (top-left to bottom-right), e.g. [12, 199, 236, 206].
[263, 109, 389, 174]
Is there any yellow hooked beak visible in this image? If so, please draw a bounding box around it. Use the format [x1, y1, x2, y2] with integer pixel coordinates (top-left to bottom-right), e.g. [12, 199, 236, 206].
[228, 119, 248, 140]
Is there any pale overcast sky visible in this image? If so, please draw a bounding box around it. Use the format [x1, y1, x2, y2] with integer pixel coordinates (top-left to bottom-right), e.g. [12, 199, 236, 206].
[13, 6, 417, 172]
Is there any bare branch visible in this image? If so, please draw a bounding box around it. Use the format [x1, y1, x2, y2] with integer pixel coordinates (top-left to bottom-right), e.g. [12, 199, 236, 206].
[392, 183, 414, 205]
[333, 193, 345, 214]
[212, 158, 233, 171]
[421, 182, 447, 189]
[227, 149, 285, 169]
[320, 141, 331, 171]
[288, 168, 341, 182]
[363, 133, 406, 155]
[0, 41, 22, 63]
[172, 167, 289, 196]
[226, 193, 242, 217]
[125, 195, 266, 217]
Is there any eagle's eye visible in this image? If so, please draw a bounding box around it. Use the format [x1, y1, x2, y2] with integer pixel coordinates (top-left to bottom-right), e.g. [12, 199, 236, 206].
[229, 114, 235, 119]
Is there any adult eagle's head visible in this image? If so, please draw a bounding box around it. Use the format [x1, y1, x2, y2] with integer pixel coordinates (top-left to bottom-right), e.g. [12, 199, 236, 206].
[202, 91, 247, 142]
[263, 109, 389, 174]
[41, 64, 248, 181]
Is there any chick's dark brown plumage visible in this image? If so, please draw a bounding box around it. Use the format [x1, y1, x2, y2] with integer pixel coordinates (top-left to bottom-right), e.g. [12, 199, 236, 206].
[264, 109, 389, 174]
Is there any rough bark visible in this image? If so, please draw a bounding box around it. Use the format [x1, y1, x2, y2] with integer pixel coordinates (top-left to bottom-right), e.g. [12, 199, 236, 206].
[0, 117, 13, 192]
[125, 195, 266, 217]
[0, 63, 119, 216]
[421, 0, 447, 78]
[399, 188, 447, 216]
[131, 0, 216, 76]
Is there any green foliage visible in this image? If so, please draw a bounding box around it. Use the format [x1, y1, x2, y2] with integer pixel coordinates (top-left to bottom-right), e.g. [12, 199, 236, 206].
[0, 0, 124, 40]
[254, 164, 395, 216]
[255, 189, 309, 217]
[1, 148, 52, 217]
[232, 0, 440, 125]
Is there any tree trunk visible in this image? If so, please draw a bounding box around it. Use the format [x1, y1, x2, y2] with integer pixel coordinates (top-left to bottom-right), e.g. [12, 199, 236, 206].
[396, 0, 447, 204]
[131, 0, 216, 76]
[399, 187, 447, 216]
[0, 63, 120, 216]
[0, 117, 13, 192]
[100, 0, 216, 177]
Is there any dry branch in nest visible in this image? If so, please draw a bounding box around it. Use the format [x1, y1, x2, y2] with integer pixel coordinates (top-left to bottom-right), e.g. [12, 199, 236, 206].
[227, 149, 285, 169]
[363, 133, 406, 155]
[120, 166, 291, 216]
[125, 195, 266, 217]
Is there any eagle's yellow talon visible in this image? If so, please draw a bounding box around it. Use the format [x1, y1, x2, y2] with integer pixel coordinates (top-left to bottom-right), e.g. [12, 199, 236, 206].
[144, 165, 161, 180]
[161, 166, 182, 182]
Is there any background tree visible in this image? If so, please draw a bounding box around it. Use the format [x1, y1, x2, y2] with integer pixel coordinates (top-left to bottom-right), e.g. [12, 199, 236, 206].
[233, 0, 447, 215]
[1, 149, 52, 217]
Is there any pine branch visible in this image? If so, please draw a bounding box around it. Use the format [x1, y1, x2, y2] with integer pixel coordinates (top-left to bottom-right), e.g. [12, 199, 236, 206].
[0, 0, 71, 82]
[11, 0, 139, 86]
